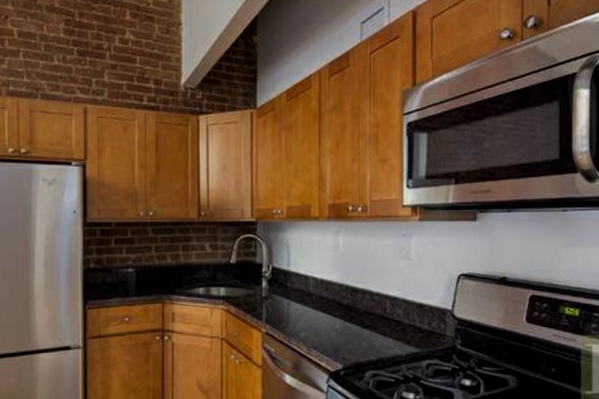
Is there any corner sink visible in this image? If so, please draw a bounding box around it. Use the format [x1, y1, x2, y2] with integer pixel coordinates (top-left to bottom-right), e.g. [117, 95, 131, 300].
[178, 285, 255, 298]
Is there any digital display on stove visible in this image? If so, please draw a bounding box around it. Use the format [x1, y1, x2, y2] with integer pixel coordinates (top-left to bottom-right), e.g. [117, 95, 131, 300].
[526, 295, 599, 336]
[559, 306, 581, 317]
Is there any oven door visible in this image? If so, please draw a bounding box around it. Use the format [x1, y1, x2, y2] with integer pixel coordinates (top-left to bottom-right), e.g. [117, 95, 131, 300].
[404, 54, 599, 208]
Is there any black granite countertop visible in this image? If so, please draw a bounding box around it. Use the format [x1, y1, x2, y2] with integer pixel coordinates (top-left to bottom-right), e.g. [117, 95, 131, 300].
[85, 263, 453, 371]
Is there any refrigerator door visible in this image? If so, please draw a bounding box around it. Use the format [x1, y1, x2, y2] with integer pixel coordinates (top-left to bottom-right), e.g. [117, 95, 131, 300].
[0, 163, 83, 354]
[0, 349, 82, 399]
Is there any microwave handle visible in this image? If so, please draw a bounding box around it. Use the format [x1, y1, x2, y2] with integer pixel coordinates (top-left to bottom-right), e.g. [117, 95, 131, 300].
[573, 55, 599, 182]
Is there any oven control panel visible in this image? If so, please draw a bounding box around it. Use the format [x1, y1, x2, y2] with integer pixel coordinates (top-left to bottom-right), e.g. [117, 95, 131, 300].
[526, 295, 599, 336]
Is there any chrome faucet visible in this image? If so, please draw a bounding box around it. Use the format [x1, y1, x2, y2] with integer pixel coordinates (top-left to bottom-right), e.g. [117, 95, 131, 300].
[229, 234, 273, 295]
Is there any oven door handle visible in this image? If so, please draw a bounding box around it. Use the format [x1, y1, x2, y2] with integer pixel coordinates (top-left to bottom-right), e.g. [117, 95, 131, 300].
[262, 347, 326, 398]
[573, 55, 599, 182]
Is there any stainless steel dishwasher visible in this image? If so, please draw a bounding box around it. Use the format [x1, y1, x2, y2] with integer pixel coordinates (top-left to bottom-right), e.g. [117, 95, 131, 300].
[262, 334, 329, 399]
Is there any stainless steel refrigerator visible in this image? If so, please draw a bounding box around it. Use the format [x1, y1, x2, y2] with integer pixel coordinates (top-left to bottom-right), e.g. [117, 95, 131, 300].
[0, 162, 83, 399]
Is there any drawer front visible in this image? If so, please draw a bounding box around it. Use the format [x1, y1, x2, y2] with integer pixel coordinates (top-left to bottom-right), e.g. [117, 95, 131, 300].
[224, 312, 262, 365]
[87, 304, 163, 338]
[164, 303, 222, 337]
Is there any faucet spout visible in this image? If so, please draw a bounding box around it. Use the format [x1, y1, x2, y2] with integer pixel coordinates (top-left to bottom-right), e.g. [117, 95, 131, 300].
[229, 234, 272, 296]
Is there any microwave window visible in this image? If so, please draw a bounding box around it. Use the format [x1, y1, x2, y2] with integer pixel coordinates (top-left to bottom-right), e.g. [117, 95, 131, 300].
[423, 101, 560, 176]
[408, 75, 575, 186]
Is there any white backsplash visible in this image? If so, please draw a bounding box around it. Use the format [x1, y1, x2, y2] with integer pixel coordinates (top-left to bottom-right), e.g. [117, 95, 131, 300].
[259, 211, 599, 309]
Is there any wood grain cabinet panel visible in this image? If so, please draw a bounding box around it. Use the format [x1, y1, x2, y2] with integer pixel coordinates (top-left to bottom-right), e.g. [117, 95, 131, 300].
[146, 112, 199, 220]
[416, 0, 523, 82]
[164, 333, 222, 399]
[223, 312, 262, 366]
[365, 13, 416, 218]
[223, 343, 261, 399]
[320, 44, 368, 218]
[0, 97, 18, 157]
[87, 332, 163, 399]
[523, 0, 599, 38]
[282, 73, 321, 219]
[17, 99, 85, 160]
[254, 97, 285, 219]
[199, 111, 253, 221]
[164, 303, 222, 337]
[87, 303, 163, 338]
[86, 106, 146, 221]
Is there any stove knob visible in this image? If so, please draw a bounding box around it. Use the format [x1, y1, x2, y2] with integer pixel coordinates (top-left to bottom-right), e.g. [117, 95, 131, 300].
[400, 392, 418, 399]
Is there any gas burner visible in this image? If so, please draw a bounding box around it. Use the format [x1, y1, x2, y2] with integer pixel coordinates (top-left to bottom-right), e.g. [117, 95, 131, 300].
[393, 383, 423, 399]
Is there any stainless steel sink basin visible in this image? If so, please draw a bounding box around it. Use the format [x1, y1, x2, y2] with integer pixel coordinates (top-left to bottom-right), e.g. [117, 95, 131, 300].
[178, 285, 254, 298]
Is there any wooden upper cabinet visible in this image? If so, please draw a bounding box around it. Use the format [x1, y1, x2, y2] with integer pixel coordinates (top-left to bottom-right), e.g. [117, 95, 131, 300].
[86, 106, 146, 221]
[320, 44, 368, 218]
[522, 0, 599, 38]
[146, 112, 199, 220]
[416, 0, 523, 82]
[164, 333, 222, 399]
[0, 97, 17, 157]
[365, 13, 416, 218]
[282, 73, 320, 219]
[254, 97, 284, 219]
[199, 111, 253, 221]
[87, 333, 163, 399]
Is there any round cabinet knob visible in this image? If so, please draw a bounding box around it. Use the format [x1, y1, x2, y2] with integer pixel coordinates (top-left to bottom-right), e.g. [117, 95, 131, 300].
[122, 316, 130, 323]
[164, 335, 170, 341]
[148, 210, 155, 217]
[200, 211, 206, 217]
[19, 148, 29, 155]
[139, 212, 146, 218]
[524, 15, 540, 30]
[155, 335, 162, 341]
[7, 148, 16, 155]
[499, 28, 515, 41]
[347, 205, 355, 213]
[277, 209, 283, 215]
[271, 209, 277, 215]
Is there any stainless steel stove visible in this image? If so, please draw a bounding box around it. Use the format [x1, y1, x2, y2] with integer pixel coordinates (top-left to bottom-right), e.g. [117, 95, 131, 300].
[327, 274, 599, 399]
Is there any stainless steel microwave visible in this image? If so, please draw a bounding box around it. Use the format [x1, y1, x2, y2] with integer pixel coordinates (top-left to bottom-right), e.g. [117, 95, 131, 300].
[404, 12, 599, 209]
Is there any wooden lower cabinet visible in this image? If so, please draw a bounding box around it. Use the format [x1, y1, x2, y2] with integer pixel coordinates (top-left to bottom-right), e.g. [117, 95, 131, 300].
[164, 333, 222, 399]
[87, 304, 262, 399]
[87, 332, 164, 399]
[223, 343, 261, 399]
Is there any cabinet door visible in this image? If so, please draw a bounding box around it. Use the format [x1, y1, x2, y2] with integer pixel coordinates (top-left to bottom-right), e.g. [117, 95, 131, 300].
[282, 73, 320, 219]
[416, 0, 523, 82]
[547, 0, 599, 29]
[87, 333, 163, 399]
[18, 99, 85, 160]
[254, 97, 284, 219]
[365, 13, 416, 218]
[199, 111, 253, 221]
[320, 44, 368, 218]
[146, 112, 199, 220]
[223, 343, 261, 399]
[87, 107, 146, 221]
[0, 97, 17, 157]
[164, 333, 222, 399]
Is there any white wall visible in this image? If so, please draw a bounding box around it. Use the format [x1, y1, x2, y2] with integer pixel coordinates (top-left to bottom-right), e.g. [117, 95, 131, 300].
[257, 0, 425, 104]
[259, 212, 599, 309]
[182, 0, 267, 86]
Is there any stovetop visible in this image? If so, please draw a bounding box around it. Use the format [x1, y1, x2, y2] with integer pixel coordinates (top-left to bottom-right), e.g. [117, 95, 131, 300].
[328, 347, 579, 399]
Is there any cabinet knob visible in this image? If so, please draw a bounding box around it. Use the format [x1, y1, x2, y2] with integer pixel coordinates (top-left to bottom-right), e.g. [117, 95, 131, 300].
[7, 148, 16, 155]
[347, 205, 356, 213]
[200, 210, 206, 217]
[164, 335, 170, 341]
[139, 212, 146, 217]
[524, 15, 540, 30]
[155, 335, 162, 341]
[148, 210, 155, 217]
[19, 148, 28, 155]
[122, 316, 130, 323]
[277, 209, 283, 215]
[499, 28, 514, 40]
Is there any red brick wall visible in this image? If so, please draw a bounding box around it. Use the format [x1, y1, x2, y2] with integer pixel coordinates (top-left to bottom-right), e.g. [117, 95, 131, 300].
[84, 222, 257, 268]
[0, 0, 256, 113]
